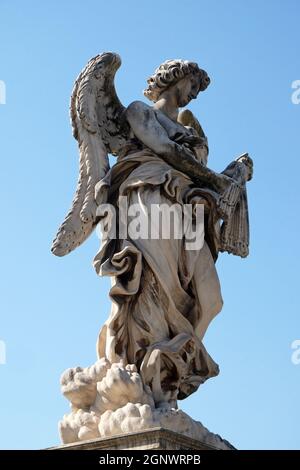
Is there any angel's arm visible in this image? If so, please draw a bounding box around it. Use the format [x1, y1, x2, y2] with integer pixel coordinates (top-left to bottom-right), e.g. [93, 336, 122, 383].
[126, 101, 230, 192]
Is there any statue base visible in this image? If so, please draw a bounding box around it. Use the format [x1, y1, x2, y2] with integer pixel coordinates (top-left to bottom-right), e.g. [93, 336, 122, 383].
[52, 427, 234, 450]
[59, 360, 234, 450]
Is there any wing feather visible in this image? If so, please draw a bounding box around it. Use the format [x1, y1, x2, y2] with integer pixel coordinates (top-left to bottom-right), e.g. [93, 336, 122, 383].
[51, 52, 128, 256]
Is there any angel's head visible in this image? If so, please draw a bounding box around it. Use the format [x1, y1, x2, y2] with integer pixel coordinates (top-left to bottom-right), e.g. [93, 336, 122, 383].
[144, 59, 210, 107]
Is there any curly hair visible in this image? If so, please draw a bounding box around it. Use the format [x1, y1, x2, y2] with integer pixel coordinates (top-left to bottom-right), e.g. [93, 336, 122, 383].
[144, 59, 210, 103]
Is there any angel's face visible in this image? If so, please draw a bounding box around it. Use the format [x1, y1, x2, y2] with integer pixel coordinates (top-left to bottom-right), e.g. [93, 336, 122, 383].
[173, 75, 202, 108]
[173, 73, 210, 108]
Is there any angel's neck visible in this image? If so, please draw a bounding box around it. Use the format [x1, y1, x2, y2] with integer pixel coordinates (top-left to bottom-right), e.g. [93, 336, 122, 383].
[153, 93, 179, 122]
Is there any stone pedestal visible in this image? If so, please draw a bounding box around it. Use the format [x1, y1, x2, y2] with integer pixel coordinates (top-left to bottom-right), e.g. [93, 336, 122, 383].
[52, 427, 233, 451]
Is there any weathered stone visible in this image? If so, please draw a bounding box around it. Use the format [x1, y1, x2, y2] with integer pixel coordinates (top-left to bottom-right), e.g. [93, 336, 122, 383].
[51, 427, 234, 451]
[51, 52, 252, 446]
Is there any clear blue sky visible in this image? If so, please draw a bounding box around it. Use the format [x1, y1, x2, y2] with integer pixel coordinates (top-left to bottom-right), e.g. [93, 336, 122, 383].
[0, 0, 299, 450]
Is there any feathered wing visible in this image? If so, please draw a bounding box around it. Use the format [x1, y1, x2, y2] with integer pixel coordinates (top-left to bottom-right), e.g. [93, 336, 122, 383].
[177, 109, 204, 138]
[178, 109, 209, 165]
[51, 52, 129, 256]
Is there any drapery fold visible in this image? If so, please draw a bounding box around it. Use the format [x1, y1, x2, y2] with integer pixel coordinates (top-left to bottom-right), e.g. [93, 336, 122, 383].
[93, 150, 235, 405]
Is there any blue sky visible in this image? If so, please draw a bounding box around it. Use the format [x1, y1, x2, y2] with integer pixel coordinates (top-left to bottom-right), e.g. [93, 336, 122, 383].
[0, 0, 299, 450]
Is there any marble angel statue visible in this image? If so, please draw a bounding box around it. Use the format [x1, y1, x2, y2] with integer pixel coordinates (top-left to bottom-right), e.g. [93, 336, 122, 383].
[51, 52, 253, 445]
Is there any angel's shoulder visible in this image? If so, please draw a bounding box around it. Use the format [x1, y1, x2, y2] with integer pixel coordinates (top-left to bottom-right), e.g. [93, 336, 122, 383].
[126, 100, 152, 118]
[125, 100, 157, 133]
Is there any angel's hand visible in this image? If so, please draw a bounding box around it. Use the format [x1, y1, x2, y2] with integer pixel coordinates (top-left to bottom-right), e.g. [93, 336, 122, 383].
[175, 134, 206, 147]
[236, 153, 253, 181]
